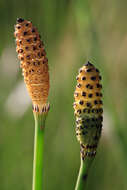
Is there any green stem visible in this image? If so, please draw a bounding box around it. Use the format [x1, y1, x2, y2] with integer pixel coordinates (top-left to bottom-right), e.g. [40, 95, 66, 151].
[32, 112, 47, 190]
[75, 156, 94, 190]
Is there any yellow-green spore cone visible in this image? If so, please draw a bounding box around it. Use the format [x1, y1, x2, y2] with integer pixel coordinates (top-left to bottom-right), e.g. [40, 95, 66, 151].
[73, 61, 103, 159]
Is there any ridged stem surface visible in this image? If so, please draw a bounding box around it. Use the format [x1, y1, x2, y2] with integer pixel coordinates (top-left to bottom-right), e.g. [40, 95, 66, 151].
[32, 112, 47, 190]
[75, 155, 94, 190]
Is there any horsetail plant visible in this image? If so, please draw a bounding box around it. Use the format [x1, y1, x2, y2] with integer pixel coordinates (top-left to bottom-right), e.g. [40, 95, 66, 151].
[14, 18, 50, 190]
[73, 61, 103, 190]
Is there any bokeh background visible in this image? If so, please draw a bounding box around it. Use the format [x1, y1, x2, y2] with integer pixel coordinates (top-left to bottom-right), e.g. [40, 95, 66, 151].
[0, 0, 127, 189]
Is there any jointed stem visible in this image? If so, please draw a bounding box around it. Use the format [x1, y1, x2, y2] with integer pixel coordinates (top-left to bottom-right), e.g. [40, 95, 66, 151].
[75, 155, 94, 190]
[32, 112, 47, 190]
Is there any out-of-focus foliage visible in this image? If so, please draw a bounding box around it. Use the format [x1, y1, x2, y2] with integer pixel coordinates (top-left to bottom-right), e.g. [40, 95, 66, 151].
[0, 0, 127, 189]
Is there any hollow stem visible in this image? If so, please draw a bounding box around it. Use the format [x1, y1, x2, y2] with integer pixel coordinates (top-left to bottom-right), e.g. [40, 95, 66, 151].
[32, 111, 47, 190]
[75, 155, 94, 190]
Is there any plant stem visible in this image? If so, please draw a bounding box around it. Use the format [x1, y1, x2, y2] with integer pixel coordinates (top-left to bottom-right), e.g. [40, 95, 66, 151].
[75, 155, 94, 190]
[32, 112, 47, 190]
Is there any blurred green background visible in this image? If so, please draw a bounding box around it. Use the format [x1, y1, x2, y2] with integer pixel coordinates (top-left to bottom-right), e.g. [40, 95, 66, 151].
[0, 0, 127, 189]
